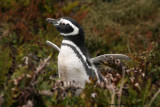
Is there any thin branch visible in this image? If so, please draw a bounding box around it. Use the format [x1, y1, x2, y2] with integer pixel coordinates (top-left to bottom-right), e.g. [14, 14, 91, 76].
[127, 36, 131, 53]
[0, 94, 4, 107]
[146, 89, 160, 107]
[109, 84, 115, 107]
[118, 67, 126, 107]
[30, 54, 52, 87]
[35, 54, 52, 74]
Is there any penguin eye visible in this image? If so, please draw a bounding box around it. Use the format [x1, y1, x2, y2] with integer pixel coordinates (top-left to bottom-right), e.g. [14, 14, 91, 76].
[60, 22, 66, 26]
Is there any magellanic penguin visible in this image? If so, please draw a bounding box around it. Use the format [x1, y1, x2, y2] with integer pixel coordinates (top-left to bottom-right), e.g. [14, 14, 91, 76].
[46, 17, 131, 89]
[46, 17, 104, 88]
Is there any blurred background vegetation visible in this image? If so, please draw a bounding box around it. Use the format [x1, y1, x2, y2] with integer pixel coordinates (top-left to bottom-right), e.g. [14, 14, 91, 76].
[0, 0, 160, 106]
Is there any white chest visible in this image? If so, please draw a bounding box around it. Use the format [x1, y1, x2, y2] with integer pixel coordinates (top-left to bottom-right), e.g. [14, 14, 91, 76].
[58, 45, 89, 87]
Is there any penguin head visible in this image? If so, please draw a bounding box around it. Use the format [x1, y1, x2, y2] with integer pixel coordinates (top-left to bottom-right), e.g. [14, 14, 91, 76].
[46, 17, 83, 36]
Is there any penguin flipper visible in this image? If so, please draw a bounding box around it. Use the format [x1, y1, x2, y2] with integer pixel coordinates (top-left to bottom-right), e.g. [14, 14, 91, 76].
[45, 41, 131, 63]
[91, 54, 130, 64]
[46, 40, 60, 52]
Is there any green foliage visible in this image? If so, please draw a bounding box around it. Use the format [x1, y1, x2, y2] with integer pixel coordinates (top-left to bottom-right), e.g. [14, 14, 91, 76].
[0, 48, 11, 87]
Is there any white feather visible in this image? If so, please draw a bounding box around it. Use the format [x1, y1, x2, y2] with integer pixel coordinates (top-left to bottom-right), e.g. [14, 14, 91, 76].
[62, 40, 91, 68]
[58, 44, 89, 88]
[62, 40, 100, 81]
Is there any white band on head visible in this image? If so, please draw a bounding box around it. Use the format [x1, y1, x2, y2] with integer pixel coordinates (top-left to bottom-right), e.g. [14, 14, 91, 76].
[59, 18, 79, 36]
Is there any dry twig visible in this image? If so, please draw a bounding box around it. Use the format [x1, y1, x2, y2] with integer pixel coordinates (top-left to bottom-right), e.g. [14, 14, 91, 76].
[145, 89, 160, 107]
[118, 67, 126, 107]
[30, 54, 52, 87]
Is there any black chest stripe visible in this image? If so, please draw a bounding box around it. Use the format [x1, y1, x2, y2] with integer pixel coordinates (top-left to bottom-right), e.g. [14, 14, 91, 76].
[62, 43, 95, 78]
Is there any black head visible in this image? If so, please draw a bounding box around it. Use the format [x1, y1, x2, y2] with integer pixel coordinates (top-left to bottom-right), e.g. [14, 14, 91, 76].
[46, 17, 84, 37]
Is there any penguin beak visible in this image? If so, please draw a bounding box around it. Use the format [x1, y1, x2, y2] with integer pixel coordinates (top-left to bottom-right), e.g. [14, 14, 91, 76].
[46, 18, 59, 26]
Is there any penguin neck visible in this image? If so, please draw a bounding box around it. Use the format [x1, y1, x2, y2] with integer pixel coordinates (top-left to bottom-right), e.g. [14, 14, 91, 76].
[63, 31, 85, 48]
[62, 31, 89, 58]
